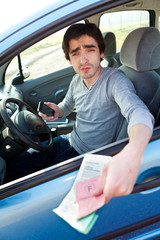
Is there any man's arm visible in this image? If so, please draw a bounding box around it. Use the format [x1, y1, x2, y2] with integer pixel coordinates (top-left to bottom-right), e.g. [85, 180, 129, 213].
[94, 123, 152, 203]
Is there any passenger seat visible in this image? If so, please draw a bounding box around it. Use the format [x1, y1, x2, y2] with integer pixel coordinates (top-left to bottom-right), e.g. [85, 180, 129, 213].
[116, 27, 160, 141]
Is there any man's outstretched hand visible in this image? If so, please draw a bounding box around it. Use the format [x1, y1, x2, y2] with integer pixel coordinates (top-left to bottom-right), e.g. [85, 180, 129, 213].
[94, 124, 152, 203]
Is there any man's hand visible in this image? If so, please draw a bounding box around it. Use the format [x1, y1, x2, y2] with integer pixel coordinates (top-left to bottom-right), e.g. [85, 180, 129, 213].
[94, 143, 142, 203]
[94, 124, 152, 203]
[38, 102, 63, 121]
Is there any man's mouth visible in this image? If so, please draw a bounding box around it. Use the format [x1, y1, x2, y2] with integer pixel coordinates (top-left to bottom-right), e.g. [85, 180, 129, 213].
[81, 66, 91, 72]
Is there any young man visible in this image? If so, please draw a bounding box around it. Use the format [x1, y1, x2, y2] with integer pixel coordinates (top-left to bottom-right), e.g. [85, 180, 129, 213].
[8, 23, 154, 203]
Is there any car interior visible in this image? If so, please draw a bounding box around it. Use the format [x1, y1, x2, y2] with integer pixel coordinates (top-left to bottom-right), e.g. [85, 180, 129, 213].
[116, 27, 160, 140]
[102, 31, 121, 68]
[0, 0, 160, 187]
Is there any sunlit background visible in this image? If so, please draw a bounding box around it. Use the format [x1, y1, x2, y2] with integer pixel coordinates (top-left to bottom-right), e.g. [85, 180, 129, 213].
[0, 0, 61, 33]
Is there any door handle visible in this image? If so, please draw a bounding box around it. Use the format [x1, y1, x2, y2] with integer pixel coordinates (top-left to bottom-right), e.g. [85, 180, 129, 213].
[132, 177, 160, 194]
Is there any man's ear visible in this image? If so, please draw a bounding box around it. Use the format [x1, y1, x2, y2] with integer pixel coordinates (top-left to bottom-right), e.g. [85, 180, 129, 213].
[100, 52, 104, 59]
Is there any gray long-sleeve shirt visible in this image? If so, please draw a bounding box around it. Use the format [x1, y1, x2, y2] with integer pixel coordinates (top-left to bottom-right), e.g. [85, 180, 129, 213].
[58, 67, 154, 154]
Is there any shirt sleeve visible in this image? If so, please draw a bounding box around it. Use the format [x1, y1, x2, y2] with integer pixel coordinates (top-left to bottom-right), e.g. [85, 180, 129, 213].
[109, 70, 154, 133]
[58, 78, 75, 117]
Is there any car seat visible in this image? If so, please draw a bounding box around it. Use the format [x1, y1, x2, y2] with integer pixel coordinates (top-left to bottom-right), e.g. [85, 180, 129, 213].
[102, 32, 120, 68]
[116, 27, 160, 141]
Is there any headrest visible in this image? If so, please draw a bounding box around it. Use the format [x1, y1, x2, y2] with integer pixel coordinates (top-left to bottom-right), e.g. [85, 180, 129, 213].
[103, 32, 116, 57]
[120, 27, 160, 71]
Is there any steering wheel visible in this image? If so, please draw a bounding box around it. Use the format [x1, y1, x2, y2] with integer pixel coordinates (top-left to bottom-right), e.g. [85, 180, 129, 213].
[0, 98, 53, 151]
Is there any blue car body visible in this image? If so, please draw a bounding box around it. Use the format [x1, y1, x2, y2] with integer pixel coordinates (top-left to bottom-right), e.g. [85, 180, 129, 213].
[1, 138, 160, 239]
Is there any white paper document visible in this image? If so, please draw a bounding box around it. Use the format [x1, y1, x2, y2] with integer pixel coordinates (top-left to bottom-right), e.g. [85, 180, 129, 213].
[53, 153, 111, 234]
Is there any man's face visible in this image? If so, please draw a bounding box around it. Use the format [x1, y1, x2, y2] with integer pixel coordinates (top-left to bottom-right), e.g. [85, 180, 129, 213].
[68, 34, 104, 82]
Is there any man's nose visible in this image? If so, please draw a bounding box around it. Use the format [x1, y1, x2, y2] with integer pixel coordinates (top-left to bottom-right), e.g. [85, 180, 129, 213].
[80, 52, 88, 64]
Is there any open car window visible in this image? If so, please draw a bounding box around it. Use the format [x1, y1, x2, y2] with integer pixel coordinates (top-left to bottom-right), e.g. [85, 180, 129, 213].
[5, 20, 85, 85]
[5, 29, 70, 84]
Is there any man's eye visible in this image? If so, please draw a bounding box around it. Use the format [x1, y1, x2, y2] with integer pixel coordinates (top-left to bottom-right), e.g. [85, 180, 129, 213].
[89, 49, 95, 52]
[72, 52, 78, 56]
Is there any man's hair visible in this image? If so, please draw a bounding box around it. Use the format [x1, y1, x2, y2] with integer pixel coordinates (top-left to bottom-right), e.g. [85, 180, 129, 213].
[62, 23, 105, 60]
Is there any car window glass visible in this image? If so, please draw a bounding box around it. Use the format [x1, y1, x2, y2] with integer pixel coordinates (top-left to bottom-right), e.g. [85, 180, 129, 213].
[5, 28, 70, 84]
[5, 22, 83, 84]
[99, 10, 149, 52]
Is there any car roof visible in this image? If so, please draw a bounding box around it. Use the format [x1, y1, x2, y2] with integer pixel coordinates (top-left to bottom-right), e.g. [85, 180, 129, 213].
[0, 0, 104, 50]
[0, 0, 134, 65]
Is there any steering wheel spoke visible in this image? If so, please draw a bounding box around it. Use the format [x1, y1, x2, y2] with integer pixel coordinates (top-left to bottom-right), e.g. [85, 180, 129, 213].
[0, 98, 53, 151]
